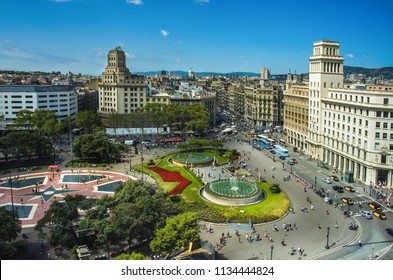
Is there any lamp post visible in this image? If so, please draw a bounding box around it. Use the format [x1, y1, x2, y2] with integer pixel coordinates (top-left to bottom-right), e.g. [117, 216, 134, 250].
[270, 244, 274, 260]
[129, 147, 132, 172]
[9, 177, 15, 214]
[325, 226, 330, 249]
[371, 244, 375, 260]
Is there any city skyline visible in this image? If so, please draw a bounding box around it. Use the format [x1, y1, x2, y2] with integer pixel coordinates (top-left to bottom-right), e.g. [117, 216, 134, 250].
[0, 0, 392, 75]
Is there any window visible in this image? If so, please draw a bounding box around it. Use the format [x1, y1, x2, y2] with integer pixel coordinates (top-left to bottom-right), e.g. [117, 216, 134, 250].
[376, 122, 381, 128]
[377, 111, 382, 117]
[381, 155, 386, 164]
[390, 144, 393, 150]
[375, 143, 380, 149]
[375, 132, 380, 139]
[383, 123, 388, 129]
[383, 133, 387, 139]
[384, 98, 389, 105]
[384, 112, 389, 118]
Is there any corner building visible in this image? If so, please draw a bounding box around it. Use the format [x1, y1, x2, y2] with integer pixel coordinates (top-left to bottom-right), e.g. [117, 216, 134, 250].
[306, 40, 393, 186]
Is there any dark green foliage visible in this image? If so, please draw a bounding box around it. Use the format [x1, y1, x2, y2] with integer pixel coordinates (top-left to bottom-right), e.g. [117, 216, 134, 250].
[0, 207, 22, 259]
[269, 183, 281, 193]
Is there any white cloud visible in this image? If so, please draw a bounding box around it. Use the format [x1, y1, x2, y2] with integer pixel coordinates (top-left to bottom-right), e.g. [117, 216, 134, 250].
[196, 0, 210, 4]
[160, 29, 170, 37]
[125, 52, 135, 59]
[347, 54, 355, 58]
[126, 0, 143, 5]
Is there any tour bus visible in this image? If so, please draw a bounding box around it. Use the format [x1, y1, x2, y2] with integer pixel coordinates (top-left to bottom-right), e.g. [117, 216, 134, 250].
[257, 135, 276, 149]
[273, 144, 289, 157]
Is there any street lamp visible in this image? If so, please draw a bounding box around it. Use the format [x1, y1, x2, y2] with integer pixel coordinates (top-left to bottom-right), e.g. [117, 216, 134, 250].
[270, 244, 274, 260]
[8, 177, 15, 213]
[371, 244, 375, 260]
[325, 226, 330, 249]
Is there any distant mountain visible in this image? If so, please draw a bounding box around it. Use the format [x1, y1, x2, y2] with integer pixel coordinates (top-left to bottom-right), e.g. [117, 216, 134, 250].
[344, 66, 393, 79]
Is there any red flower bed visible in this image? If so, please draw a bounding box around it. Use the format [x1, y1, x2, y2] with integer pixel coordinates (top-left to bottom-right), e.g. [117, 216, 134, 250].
[148, 166, 192, 195]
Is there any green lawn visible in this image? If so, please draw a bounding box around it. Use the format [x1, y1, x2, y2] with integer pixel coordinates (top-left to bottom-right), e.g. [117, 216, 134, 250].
[135, 151, 290, 223]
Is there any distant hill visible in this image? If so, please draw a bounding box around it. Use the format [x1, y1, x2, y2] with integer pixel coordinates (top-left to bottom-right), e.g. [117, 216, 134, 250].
[137, 67, 393, 79]
[344, 66, 393, 79]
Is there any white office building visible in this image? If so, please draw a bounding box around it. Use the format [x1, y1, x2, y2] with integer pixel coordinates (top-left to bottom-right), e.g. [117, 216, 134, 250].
[306, 40, 393, 186]
[0, 85, 77, 128]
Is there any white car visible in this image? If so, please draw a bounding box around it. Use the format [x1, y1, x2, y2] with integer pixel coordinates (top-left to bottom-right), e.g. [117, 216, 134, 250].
[360, 210, 373, 219]
[240, 161, 247, 168]
[322, 178, 332, 184]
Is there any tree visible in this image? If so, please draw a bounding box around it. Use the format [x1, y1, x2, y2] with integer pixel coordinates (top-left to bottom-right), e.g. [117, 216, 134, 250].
[75, 110, 101, 134]
[186, 104, 210, 135]
[72, 134, 122, 161]
[0, 133, 14, 163]
[117, 252, 146, 260]
[78, 196, 117, 256]
[0, 207, 22, 259]
[270, 183, 281, 193]
[14, 110, 34, 130]
[111, 180, 178, 253]
[34, 195, 88, 248]
[150, 212, 200, 256]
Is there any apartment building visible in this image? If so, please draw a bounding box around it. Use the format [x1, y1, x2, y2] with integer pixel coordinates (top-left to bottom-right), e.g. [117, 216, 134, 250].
[283, 74, 309, 151]
[243, 84, 283, 127]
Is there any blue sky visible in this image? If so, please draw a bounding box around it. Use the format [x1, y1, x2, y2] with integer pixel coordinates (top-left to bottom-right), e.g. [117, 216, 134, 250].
[0, 0, 392, 75]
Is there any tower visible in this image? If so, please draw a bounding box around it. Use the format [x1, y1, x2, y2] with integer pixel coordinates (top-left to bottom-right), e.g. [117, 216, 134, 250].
[307, 40, 344, 159]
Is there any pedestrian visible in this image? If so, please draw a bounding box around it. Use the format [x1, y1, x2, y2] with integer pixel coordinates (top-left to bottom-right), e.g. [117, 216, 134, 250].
[239, 236, 241, 243]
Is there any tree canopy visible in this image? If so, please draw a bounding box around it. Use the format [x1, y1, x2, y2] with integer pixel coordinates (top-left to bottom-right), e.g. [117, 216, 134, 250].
[149, 212, 200, 255]
[72, 134, 123, 161]
[0, 207, 22, 259]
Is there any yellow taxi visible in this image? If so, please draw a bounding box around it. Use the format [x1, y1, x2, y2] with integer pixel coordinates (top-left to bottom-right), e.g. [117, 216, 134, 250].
[368, 202, 382, 211]
[341, 197, 354, 205]
[373, 210, 387, 220]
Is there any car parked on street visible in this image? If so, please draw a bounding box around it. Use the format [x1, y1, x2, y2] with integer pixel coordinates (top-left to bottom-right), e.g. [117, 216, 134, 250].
[360, 210, 373, 219]
[322, 178, 332, 184]
[287, 160, 295, 165]
[385, 228, 393, 237]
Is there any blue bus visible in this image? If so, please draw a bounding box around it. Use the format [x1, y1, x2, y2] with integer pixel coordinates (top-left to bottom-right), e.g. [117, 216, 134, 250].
[273, 144, 289, 157]
[257, 135, 275, 149]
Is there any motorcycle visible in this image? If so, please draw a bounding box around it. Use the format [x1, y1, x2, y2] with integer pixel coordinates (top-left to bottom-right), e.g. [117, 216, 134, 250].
[349, 222, 358, 230]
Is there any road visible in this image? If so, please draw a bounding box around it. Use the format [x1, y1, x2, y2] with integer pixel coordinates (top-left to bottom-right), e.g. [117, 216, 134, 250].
[198, 137, 393, 260]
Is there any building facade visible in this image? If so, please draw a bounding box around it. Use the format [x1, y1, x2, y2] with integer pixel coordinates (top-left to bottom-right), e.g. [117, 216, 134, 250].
[303, 40, 393, 186]
[98, 47, 148, 116]
[0, 85, 77, 128]
[283, 74, 309, 151]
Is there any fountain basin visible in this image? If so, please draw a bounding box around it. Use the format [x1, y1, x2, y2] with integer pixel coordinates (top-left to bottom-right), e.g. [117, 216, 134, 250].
[200, 179, 265, 206]
[172, 152, 214, 167]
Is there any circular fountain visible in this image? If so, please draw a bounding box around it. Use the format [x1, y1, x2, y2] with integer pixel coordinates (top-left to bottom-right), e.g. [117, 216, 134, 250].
[200, 177, 265, 206]
[172, 152, 214, 167]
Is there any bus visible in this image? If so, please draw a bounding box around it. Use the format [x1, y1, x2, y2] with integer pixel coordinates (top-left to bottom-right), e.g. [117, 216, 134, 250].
[273, 144, 289, 157]
[257, 135, 276, 149]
